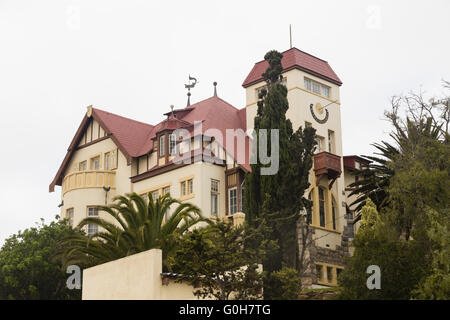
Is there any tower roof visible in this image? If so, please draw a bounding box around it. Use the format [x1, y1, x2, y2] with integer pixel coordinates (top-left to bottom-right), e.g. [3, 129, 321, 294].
[242, 47, 342, 88]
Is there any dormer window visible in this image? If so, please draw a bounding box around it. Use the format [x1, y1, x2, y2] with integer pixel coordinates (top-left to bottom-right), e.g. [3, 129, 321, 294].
[169, 134, 176, 155]
[159, 135, 166, 157]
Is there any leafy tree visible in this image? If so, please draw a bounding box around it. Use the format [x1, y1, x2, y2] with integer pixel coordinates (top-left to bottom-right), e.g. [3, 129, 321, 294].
[243, 50, 316, 297]
[338, 200, 430, 299]
[413, 208, 450, 299]
[264, 267, 300, 300]
[0, 217, 82, 300]
[57, 192, 205, 271]
[349, 86, 449, 222]
[171, 220, 264, 300]
[341, 84, 450, 299]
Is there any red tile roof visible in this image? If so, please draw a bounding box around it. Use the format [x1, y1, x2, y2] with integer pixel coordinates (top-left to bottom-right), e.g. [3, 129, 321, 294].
[92, 108, 154, 158]
[50, 96, 251, 191]
[242, 47, 342, 88]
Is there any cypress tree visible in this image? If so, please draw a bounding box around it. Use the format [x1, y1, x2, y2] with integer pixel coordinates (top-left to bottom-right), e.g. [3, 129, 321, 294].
[244, 50, 316, 297]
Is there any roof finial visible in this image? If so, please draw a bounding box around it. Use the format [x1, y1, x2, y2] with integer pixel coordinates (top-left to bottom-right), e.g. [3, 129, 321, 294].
[185, 75, 197, 107]
[187, 92, 191, 106]
[169, 104, 175, 118]
[213, 81, 217, 97]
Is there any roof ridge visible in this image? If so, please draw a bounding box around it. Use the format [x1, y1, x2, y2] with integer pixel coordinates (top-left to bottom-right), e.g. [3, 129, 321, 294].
[92, 107, 154, 128]
[251, 47, 328, 66]
[186, 95, 241, 112]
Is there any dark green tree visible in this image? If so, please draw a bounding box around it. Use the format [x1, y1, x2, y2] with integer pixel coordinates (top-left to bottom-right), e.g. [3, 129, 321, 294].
[349, 86, 449, 223]
[244, 50, 316, 298]
[0, 217, 83, 300]
[171, 220, 264, 300]
[338, 200, 430, 299]
[340, 84, 450, 299]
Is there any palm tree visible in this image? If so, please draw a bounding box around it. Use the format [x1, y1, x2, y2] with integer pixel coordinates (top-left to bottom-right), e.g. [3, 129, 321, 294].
[56, 192, 207, 271]
[349, 116, 442, 222]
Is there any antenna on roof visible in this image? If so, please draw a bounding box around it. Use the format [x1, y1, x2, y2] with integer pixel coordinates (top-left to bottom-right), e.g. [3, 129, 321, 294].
[213, 82, 217, 97]
[289, 24, 292, 49]
[185, 75, 198, 106]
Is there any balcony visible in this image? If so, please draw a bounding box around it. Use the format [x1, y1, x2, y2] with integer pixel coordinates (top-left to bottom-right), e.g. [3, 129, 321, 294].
[313, 152, 342, 188]
[62, 170, 116, 195]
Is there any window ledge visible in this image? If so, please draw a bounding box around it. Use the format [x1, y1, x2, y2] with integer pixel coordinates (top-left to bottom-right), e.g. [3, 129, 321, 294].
[311, 225, 341, 234]
[180, 194, 195, 201]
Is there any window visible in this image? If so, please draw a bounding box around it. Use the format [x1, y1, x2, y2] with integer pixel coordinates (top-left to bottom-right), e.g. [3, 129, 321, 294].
[304, 77, 331, 98]
[163, 186, 170, 196]
[315, 136, 325, 153]
[66, 208, 74, 226]
[328, 130, 335, 153]
[110, 149, 118, 169]
[316, 264, 324, 281]
[305, 78, 312, 91]
[322, 86, 330, 98]
[307, 191, 313, 224]
[163, 186, 171, 221]
[188, 179, 193, 194]
[336, 268, 343, 283]
[319, 188, 326, 227]
[256, 86, 266, 99]
[90, 156, 100, 170]
[104, 152, 111, 170]
[169, 134, 176, 155]
[151, 190, 159, 203]
[211, 179, 219, 216]
[181, 181, 187, 197]
[180, 178, 193, 197]
[87, 207, 99, 236]
[327, 266, 333, 283]
[159, 135, 166, 157]
[88, 207, 98, 217]
[79, 161, 87, 171]
[228, 188, 237, 215]
[312, 81, 321, 94]
[332, 198, 337, 230]
[256, 77, 286, 99]
[241, 187, 245, 213]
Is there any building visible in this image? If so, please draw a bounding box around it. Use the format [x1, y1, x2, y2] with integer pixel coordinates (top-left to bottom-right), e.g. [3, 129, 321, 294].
[49, 47, 360, 289]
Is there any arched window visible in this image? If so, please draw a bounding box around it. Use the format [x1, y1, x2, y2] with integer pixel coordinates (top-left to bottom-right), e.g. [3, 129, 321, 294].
[307, 190, 313, 224]
[331, 197, 337, 230]
[318, 187, 326, 227]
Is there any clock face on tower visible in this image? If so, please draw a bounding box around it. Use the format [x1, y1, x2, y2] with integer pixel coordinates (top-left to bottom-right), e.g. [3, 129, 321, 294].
[310, 103, 329, 124]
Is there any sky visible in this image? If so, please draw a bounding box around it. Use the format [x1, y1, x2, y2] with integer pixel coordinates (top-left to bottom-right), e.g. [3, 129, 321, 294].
[0, 0, 449, 245]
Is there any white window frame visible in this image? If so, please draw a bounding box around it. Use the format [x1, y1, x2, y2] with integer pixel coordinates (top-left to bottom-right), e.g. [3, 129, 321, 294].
[66, 208, 74, 226]
[228, 187, 237, 215]
[211, 179, 219, 216]
[188, 179, 193, 194]
[79, 160, 87, 171]
[304, 77, 331, 98]
[151, 190, 159, 203]
[87, 206, 99, 236]
[181, 181, 187, 197]
[169, 134, 176, 156]
[159, 135, 166, 157]
[90, 156, 100, 170]
[104, 152, 111, 170]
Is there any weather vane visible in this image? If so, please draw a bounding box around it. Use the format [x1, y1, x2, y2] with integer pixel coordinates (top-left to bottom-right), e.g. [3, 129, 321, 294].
[185, 75, 198, 106]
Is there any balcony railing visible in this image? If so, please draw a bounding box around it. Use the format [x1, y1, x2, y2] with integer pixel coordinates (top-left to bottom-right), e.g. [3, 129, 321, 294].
[62, 170, 116, 195]
[313, 152, 342, 187]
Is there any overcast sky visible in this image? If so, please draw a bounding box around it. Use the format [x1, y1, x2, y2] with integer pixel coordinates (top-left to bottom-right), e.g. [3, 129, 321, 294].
[1, 0, 449, 245]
